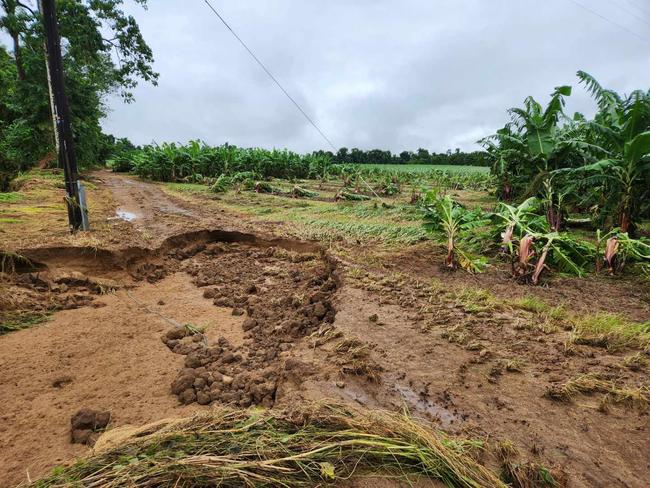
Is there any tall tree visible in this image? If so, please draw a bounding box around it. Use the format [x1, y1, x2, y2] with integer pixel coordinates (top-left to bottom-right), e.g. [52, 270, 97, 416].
[0, 0, 157, 188]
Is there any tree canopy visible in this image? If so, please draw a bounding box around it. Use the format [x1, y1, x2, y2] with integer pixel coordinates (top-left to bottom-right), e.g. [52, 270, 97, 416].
[0, 0, 157, 189]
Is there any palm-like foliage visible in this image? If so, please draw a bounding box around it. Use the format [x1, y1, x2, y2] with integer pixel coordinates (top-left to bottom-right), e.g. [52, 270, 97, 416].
[423, 192, 490, 272]
[509, 85, 572, 164]
[480, 86, 583, 199]
[555, 73, 650, 233]
[483, 71, 650, 234]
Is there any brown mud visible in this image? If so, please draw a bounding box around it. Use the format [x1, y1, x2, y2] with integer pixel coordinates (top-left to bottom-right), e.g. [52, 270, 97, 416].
[0, 172, 648, 487]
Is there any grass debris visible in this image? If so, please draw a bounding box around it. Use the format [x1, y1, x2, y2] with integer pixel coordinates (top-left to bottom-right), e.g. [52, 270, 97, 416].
[450, 287, 501, 314]
[0, 311, 50, 335]
[622, 352, 647, 371]
[545, 373, 649, 408]
[496, 441, 563, 488]
[29, 402, 508, 487]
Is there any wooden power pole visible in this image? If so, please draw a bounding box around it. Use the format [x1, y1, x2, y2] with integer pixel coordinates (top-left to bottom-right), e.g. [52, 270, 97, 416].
[39, 0, 87, 232]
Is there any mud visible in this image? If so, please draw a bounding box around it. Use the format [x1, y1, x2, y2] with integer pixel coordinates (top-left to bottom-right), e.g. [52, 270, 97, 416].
[0, 229, 344, 485]
[70, 409, 111, 446]
[161, 241, 338, 408]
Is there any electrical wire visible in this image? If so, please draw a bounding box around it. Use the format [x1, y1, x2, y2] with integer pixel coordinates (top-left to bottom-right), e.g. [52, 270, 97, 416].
[609, 0, 650, 27]
[202, 0, 337, 151]
[623, 0, 650, 18]
[565, 0, 650, 45]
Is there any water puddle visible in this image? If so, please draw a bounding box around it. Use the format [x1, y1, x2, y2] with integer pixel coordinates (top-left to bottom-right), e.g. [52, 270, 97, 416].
[116, 210, 137, 221]
[394, 384, 459, 428]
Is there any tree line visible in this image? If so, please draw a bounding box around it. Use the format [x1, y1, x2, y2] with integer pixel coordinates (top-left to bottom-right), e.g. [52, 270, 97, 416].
[313, 147, 489, 166]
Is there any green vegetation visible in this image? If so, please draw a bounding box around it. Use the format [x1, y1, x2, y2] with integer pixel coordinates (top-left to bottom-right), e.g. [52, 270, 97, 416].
[569, 313, 650, 351]
[336, 164, 494, 191]
[0, 191, 21, 202]
[511, 296, 566, 322]
[329, 146, 490, 167]
[32, 403, 507, 488]
[422, 190, 649, 282]
[422, 192, 490, 272]
[0, 1, 156, 190]
[0, 311, 49, 335]
[112, 141, 494, 193]
[481, 71, 649, 235]
[113, 141, 330, 181]
[347, 163, 489, 173]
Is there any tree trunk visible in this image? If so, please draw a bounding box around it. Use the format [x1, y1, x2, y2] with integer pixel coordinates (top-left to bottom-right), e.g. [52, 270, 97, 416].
[446, 235, 455, 268]
[2, 1, 26, 81]
[11, 29, 26, 81]
[619, 182, 633, 235]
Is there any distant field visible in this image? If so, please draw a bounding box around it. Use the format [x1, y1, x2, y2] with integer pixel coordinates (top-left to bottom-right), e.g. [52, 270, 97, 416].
[348, 164, 490, 174]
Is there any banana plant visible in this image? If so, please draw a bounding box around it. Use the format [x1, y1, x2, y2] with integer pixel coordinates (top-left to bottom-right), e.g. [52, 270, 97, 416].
[556, 73, 650, 234]
[596, 228, 650, 274]
[493, 198, 593, 282]
[556, 131, 650, 234]
[481, 85, 574, 200]
[541, 177, 567, 231]
[423, 192, 490, 272]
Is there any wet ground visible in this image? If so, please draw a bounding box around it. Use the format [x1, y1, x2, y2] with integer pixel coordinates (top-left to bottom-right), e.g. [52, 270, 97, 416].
[0, 171, 648, 487]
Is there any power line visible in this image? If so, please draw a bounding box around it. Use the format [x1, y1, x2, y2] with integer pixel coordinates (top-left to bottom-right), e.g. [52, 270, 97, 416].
[201, 0, 337, 151]
[610, 0, 650, 27]
[623, 0, 650, 18]
[565, 0, 650, 45]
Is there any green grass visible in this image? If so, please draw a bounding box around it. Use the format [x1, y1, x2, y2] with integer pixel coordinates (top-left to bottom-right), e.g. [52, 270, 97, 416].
[0, 192, 23, 203]
[510, 296, 566, 320]
[348, 164, 490, 174]
[450, 287, 502, 313]
[0, 217, 22, 224]
[569, 313, 650, 351]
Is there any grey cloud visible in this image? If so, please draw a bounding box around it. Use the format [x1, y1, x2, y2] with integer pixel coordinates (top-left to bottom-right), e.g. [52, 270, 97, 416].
[101, 0, 650, 152]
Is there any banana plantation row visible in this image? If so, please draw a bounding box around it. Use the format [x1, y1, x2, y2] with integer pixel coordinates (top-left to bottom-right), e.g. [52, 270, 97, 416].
[106, 71, 649, 284]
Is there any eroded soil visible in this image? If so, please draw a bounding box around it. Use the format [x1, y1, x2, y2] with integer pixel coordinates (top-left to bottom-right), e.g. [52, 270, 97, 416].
[0, 172, 648, 487]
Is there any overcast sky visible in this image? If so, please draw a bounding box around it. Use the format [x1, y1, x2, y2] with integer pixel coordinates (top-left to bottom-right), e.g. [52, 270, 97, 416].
[99, 0, 650, 153]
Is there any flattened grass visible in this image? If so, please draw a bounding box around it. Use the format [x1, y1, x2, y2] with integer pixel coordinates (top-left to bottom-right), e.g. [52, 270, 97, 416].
[349, 164, 490, 174]
[167, 183, 429, 245]
[30, 403, 507, 488]
[545, 373, 649, 408]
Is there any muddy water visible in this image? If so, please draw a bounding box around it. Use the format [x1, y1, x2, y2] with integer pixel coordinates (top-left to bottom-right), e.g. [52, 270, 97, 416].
[394, 384, 459, 428]
[116, 210, 137, 221]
